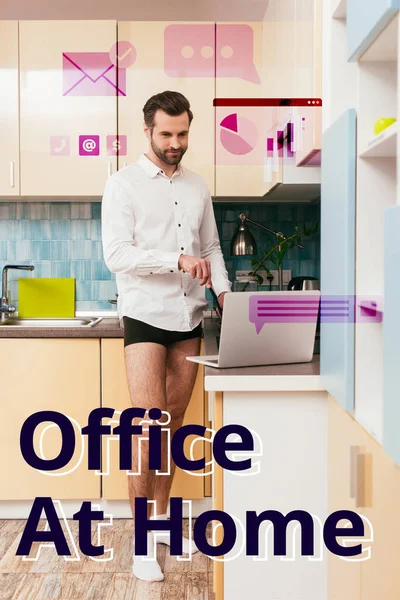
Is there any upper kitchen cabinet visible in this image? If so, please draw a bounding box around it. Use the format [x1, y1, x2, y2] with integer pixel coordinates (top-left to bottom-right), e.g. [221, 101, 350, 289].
[347, 0, 399, 61]
[0, 21, 19, 197]
[19, 21, 118, 197]
[117, 21, 215, 195]
[215, 2, 321, 198]
[214, 22, 265, 196]
[295, 0, 322, 167]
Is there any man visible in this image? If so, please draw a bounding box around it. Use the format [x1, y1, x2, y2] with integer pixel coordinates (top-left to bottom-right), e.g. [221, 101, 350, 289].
[101, 90, 231, 582]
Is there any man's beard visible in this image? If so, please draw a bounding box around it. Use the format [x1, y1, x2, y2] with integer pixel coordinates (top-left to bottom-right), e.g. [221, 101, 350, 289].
[150, 135, 187, 165]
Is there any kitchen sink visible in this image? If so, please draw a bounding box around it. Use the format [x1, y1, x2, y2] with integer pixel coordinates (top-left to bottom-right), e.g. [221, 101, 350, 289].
[0, 317, 103, 328]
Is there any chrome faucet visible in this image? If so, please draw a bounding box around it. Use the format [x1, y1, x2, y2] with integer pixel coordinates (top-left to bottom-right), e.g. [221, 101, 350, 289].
[1, 264, 35, 323]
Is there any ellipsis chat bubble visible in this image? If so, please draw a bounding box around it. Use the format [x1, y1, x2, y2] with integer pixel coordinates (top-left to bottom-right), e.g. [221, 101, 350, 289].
[164, 23, 260, 84]
[164, 24, 215, 77]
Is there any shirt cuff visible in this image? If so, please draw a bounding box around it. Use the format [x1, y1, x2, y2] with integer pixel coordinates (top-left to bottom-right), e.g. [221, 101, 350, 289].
[162, 251, 182, 273]
[213, 280, 232, 299]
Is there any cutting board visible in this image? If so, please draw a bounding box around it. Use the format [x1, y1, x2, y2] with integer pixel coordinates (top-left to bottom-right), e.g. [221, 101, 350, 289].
[18, 278, 76, 318]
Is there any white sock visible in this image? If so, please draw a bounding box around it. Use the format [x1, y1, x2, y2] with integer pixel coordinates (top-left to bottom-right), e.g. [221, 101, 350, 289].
[132, 531, 164, 582]
[150, 513, 199, 555]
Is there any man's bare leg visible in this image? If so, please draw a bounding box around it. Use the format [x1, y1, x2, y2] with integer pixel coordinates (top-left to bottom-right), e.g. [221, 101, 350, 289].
[124, 341, 167, 581]
[148, 336, 201, 555]
[152, 336, 201, 515]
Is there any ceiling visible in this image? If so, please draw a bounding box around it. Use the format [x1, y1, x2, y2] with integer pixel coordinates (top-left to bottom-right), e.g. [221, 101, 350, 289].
[0, 0, 270, 21]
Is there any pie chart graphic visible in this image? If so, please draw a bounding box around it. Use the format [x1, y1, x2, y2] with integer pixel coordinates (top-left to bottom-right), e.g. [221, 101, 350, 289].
[219, 113, 258, 155]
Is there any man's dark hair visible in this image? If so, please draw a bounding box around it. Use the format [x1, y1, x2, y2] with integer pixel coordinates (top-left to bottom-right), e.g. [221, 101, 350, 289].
[143, 91, 194, 132]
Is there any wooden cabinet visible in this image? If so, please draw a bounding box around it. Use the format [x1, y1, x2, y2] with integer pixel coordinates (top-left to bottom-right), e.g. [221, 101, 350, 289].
[117, 22, 215, 194]
[0, 339, 101, 499]
[328, 395, 362, 600]
[358, 420, 400, 599]
[0, 21, 19, 196]
[19, 21, 118, 196]
[328, 394, 400, 599]
[214, 22, 266, 197]
[2, 14, 322, 199]
[214, 8, 321, 198]
[101, 338, 205, 500]
[295, 0, 322, 167]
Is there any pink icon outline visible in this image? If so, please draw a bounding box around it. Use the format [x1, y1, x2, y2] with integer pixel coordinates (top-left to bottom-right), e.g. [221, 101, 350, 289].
[106, 135, 127, 156]
[50, 136, 70, 156]
[63, 52, 126, 97]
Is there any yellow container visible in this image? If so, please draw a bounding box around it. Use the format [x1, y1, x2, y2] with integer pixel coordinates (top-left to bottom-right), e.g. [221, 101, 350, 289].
[18, 278, 75, 318]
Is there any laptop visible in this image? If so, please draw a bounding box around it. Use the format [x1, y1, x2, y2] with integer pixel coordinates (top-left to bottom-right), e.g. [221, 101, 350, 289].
[187, 290, 321, 369]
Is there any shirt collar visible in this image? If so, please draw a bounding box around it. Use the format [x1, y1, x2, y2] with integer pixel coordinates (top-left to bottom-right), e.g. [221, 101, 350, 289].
[137, 153, 183, 178]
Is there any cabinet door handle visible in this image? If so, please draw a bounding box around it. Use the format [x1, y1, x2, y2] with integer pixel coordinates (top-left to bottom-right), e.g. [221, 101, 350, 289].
[356, 452, 373, 508]
[350, 445, 373, 507]
[108, 162, 112, 178]
[10, 161, 14, 188]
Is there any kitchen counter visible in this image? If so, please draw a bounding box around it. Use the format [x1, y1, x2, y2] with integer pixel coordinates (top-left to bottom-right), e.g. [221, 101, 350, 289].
[203, 316, 323, 392]
[0, 317, 123, 338]
[0, 315, 323, 393]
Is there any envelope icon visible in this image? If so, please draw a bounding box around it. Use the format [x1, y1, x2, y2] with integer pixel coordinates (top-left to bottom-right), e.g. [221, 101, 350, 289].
[62, 52, 126, 96]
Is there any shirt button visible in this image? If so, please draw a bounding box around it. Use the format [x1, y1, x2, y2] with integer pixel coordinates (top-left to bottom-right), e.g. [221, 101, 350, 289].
[170, 180, 172, 184]
[181, 247, 184, 250]
[184, 293, 187, 296]
[170, 270, 173, 272]
[175, 201, 178, 205]
[150, 272, 153, 274]
[178, 224, 181, 227]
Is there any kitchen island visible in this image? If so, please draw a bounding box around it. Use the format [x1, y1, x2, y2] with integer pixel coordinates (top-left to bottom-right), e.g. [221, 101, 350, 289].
[202, 317, 328, 600]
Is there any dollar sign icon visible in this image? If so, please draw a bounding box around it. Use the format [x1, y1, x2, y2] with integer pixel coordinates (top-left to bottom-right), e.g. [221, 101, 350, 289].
[112, 139, 121, 153]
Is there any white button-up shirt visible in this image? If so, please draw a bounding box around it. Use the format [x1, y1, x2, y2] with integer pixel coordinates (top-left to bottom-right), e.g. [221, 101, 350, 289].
[101, 153, 232, 331]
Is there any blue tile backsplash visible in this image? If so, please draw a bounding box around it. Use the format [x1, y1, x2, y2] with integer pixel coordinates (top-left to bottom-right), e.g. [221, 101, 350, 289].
[0, 201, 320, 312]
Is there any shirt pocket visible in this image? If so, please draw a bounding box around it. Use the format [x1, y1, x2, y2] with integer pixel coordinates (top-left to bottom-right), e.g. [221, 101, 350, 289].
[185, 197, 204, 234]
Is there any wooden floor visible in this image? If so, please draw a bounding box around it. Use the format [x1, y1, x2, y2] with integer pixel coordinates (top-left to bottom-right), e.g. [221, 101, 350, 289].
[0, 520, 213, 600]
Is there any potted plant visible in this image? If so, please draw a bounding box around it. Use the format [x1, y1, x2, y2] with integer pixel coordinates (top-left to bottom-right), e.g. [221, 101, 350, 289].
[247, 219, 319, 289]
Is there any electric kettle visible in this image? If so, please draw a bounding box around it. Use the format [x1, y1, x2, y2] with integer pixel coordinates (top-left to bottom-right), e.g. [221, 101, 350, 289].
[287, 276, 320, 291]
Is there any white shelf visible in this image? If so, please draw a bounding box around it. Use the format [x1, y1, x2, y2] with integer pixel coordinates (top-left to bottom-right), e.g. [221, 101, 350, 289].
[360, 13, 398, 62]
[359, 121, 398, 158]
[332, 0, 346, 20]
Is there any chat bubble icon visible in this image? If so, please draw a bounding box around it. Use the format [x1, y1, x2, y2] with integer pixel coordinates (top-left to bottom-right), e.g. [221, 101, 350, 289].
[249, 294, 320, 334]
[164, 24, 215, 78]
[216, 24, 260, 84]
